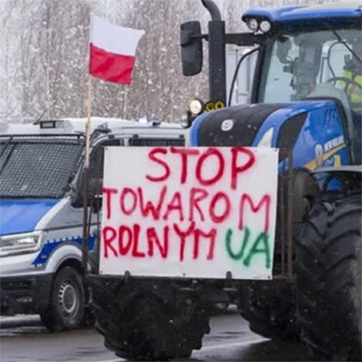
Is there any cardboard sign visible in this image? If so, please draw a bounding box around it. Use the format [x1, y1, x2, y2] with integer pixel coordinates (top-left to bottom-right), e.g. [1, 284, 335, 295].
[99, 146, 279, 280]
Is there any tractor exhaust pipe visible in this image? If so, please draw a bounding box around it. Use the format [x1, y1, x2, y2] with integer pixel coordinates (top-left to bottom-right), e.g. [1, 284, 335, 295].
[201, 0, 222, 21]
[202, 0, 226, 104]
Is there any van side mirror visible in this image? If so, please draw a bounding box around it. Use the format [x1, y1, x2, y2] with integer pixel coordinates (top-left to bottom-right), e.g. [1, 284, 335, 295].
[180, 21, 203, 76]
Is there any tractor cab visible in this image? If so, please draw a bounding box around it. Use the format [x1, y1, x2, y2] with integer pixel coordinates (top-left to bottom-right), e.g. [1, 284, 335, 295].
[181, 1, 362, 165]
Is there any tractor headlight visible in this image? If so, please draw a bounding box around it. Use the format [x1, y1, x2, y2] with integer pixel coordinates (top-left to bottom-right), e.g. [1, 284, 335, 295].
[247, 18, 259, 32]
[0, 232, 45, 257]
[259, 20, 271, 33]
[256, 127, 274, 147]
[188, 98, 204, 116]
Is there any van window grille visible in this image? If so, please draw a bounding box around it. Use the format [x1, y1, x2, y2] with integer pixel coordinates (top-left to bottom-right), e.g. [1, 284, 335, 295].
[0, 136, 84, 198]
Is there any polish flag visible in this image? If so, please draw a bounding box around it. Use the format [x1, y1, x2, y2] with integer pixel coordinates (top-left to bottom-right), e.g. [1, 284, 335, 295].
[89, 15, 145, 85]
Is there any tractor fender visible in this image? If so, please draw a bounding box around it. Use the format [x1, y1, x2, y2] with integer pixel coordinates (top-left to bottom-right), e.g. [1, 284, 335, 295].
[291, 168, 320, 234]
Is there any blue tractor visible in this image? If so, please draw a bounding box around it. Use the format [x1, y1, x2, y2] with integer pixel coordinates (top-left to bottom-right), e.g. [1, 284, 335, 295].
[181, 1, 362, 360]
[89, 1, 361, 361]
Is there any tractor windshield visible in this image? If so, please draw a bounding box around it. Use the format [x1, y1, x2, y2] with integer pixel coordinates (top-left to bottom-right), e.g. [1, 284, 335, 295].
[257, 28, 361, 111]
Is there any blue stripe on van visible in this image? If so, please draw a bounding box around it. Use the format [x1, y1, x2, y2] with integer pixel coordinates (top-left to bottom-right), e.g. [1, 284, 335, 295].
[0, 199, 58, 236]
[32, 236, 96, 266]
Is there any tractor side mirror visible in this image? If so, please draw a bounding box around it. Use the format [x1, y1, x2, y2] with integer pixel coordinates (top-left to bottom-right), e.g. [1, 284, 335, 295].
[180, 21, 203, 76]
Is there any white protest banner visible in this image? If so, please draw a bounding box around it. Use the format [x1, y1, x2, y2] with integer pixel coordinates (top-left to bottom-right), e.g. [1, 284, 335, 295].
[99, 147, 279, 280]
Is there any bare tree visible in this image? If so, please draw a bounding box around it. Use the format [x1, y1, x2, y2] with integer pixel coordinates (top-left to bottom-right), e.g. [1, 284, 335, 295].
[0, 0, 342, 124]
[0, 0, 26, 122]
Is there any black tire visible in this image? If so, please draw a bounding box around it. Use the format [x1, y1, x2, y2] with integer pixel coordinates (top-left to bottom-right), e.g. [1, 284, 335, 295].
[238, 283, 299, 341]
[92, 288, 210, 361]
[212, 302, 230, 315]
[296, 194, 361, 361]
[178, 305, 211, 357]
[80, 305, 96, 328]
[40, 266, 85, 332]
[80, 285, 96, 328]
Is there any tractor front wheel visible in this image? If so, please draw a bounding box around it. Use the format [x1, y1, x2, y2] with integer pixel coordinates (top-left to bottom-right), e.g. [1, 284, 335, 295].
[92, 285, 211, 361]
[296, 194, 361, 361]
[237, 282, 299, 341]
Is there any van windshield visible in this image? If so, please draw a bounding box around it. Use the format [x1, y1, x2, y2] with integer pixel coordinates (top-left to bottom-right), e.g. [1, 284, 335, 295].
[0, 135, 84, 199]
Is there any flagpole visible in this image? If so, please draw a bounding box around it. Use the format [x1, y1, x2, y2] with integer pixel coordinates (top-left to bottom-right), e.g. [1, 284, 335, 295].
[82, 14, 145, 273]
[82, 74, 93, 273]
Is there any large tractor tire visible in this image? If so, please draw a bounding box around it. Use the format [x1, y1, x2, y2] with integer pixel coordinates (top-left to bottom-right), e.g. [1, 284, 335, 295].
[238, 282, 299, 341]
[40, 266, 85, 332]
[295, 193, 361, 361]
[91, 284, 211, 361]
[236, 168, 319, 342]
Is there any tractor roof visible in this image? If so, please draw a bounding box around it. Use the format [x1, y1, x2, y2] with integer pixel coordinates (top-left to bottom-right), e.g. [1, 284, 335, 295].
[242, 1, 362, 26]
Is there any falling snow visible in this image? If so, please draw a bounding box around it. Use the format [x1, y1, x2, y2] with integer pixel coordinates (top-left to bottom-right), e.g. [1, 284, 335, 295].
[0, 0, 341, 124]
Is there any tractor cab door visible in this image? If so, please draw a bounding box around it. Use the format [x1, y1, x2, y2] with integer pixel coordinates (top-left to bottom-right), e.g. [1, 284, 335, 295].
[227, 48, 258, 106]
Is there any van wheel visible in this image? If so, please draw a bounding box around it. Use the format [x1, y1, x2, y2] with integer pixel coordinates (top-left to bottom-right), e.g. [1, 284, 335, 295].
[40, 266, 85, 332]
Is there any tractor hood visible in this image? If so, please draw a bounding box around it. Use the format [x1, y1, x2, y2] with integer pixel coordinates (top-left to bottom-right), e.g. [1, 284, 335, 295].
[190, 101, 335, 148]
[190, 100, 349, 171]
[190, 103, 292, 147]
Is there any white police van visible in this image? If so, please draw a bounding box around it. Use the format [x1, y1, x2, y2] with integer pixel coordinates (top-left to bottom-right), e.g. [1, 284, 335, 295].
[0, 118, 188, 331]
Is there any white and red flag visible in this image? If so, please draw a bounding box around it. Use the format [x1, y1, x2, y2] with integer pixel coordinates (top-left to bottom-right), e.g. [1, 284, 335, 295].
[89, 15, 145, 85]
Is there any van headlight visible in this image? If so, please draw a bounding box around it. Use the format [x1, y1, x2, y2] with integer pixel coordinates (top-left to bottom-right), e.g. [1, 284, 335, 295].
[0, 232, 45, 257]
[256, 127, 274, 147]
